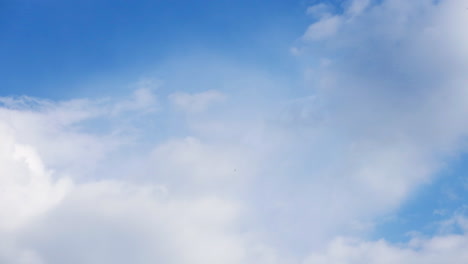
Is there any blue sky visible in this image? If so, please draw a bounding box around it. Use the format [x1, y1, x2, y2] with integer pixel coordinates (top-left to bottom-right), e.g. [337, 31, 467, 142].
[0, 0, 307, 98]
[1, 0, 468, 263]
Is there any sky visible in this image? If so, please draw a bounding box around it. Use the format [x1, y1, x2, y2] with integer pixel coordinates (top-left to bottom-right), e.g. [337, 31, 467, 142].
[1, 0, 468, 263]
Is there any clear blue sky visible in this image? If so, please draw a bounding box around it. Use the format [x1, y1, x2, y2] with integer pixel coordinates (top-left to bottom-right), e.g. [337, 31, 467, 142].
[1, 0, 309, 98]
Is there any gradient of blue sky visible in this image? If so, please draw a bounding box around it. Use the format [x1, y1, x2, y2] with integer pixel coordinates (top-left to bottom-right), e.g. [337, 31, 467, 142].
[1, 0, 468, 263]
[0, 0, 308, 98]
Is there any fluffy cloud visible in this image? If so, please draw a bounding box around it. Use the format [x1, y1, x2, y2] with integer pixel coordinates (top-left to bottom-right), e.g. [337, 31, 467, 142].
[304, 213, 468, 263]
[286, 0, 468, 260]
[0, 122, 71, 231]
[0, 91, 279, 264]
[16, 182, 247, 264]
[292, 0, 468, 209]
[304, 233, 468, 264]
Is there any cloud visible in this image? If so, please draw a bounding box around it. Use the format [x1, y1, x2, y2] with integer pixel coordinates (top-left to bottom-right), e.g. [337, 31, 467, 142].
[2, 0, 468, 263]
[148, 137, 256, 193]
[346, 0, 372, 16]
[302, 0, 371, 41]
[263, 0, 468, 257]
[169, 90, 226, 114]
[302, 15, 342, 41]
[15, 182, 248, 264]
[0, 123, 71, 231]
[303, 213, 468, 264]
[306, 3, 334, 19]
[304, 233, 468, 264]
[0, 88, 281, 264]
[112, 84, 159, 115]
[293, 0, 468, 212]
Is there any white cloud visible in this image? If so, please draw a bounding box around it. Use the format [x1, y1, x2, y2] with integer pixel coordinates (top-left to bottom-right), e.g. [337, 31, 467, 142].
[284, 0, 468, 257]
[148, 137, 255, 192]
[0, 123, 72, 231]
[306, 3, 334, 19]
[169, 90, 226, 114]
[302, 15, 342, 41]
[14, 181, 248, 264]
[304, 215, 468, 264]
[304, 235, 468, 264]
[2, 0, 468, 262]
[302, 0, 371, 41]
[294, 0, 468, 212]
[112, 87, 158, 114]
[346, 0, 372, 16]
[0, 88, 280, 264]
[0, 97, 122, 178]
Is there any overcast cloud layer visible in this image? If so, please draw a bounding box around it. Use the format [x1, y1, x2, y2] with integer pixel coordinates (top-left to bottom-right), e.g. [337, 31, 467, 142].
[1, 0, 468, 263]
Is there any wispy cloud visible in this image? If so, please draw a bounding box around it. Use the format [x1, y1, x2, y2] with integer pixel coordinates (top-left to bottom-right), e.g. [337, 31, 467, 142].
[169, 90, 226, 114]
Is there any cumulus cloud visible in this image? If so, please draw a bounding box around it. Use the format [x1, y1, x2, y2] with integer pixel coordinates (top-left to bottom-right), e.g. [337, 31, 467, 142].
[303, 213, 468, 263]
[294, 0, 468, 201]
[0, 89, 279, 264]
[0, 124, 71, 231]
[285, 0, 468, 259]
[17, 182, 247, 264]
[304, 233, 468, 264]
